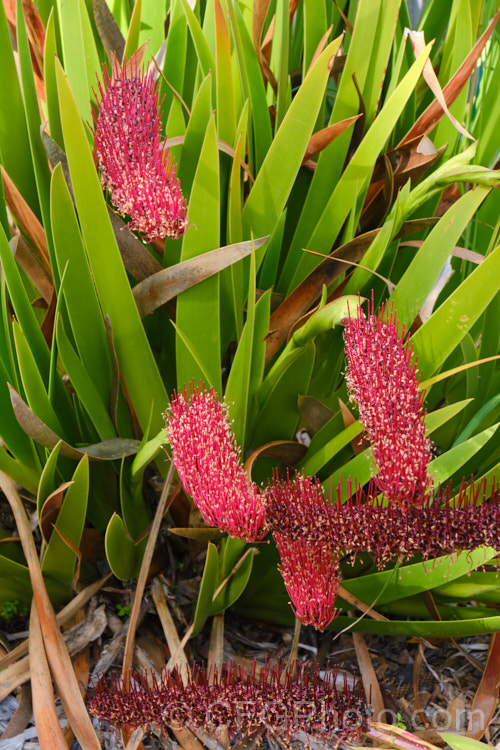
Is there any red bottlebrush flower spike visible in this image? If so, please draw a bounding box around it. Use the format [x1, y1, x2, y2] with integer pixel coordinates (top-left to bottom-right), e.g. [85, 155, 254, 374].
[343, 300, 432, 507]
[164, 383, 266, 542]
[267, 472, 340, 631]
[328, 478, 500, 570]
[88, 660, 369, 746]
[266, 471, 333, 542]
[275, 534, 341, 631]
[92, 54, 187, 242]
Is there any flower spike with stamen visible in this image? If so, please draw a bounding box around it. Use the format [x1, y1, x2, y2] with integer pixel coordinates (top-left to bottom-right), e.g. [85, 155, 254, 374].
[164, 383, 266, 542]
[92, 53, 187, 242]
[343, 299, 432, 507]
[274, 534, 341, 631]
[266, 472, 340, 631]
[88, 660, 369, 746]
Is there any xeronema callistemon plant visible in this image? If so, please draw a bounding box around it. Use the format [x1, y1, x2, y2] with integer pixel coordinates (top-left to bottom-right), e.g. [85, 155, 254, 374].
[164, 299, 500, 633]
[91, 53, 188, 242]
[88, 660, 369, 747]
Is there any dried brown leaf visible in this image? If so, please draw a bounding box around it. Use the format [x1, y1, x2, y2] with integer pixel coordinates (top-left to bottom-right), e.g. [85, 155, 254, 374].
[399, 9, 500, 145]
[333, 0, 352, 34]
[264, 218, 438, 364]
[208, 614, 225, 674]
[244, 440, 307, 481]
[1, 166, 51, 274]
[133, 237, 269, 318]
[39, 481, 73, 543]
[297, 395, 334, 432]
[407, 30, 473, 140]
[0, 683, 32, 740]
[301, 115, 361, 165]
[5, 1, 45, 102]
[467, 632, 500, 740]
[366, 722, 442, 750]
[0, 575, 112, 704]
[413, 643, 431, 729]
[29, 604, 69, 749]
[169, 526, 223, 541]
[10, 234, 53, 303]
[305, 25, 334, 75]
[400, 240, 484, 265]
[361, 136, 445, 230]
[122, 465, 176, 678]
[0, 472, 101, 748]
[9, 384, 140, 459]
[92, 0, 125, 61]
[151, 577, 190, 682]
[351, 626, 386, 722]
[336, 586, 389, 623]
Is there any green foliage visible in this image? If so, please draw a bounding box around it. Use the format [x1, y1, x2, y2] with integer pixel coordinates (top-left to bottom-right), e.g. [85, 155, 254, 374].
[0, 599, 29, 622]
[115, 603, 131, 621]
[0, 0, 499, 642]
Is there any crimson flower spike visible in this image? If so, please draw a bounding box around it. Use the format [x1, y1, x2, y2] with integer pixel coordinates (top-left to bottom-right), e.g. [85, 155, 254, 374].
[275, 534, 341, 631]
[164, 383, 266, 542]
[92, 54, 188, 242]
[344, 478, 500, 569]
[343, 299, 432, 508]
[267, 472, 341, 631]
[88, 660, 369, 746]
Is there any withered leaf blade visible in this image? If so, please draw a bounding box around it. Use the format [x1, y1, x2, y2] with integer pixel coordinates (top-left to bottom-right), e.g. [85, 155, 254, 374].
[10, 234, 53, 304]
[297, 395, 334, 433]
[0, 474, 102, 749]
[29, 605, 69, 750]
[40, 481, 74, 543]
[301, 115, 361, 165]
[399, 8, 500, 145]
[265, 217, 438, 364]
[168, 527, 223, 542]
[133, 236, 270, 318]
[244, 440, 307, 481]
[92, 0, 125, 61]
[406, 29, 473, 141]
[361, 136, 445, 230]
[467, 632, 500, 740]
[1, 165, 51, 274]
[8, 385, 140, 460]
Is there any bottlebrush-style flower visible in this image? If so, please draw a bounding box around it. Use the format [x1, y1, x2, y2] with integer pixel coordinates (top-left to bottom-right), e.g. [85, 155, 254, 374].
[92, 54, 187, 242]
[343, 300, 432, 507]
[268, 472, 500, 571]
[164, 383, 266, 542]
[333, 478, 500, 569]
[266, 472, 340, 631]
[88, 660, 369, 746]
[275, 534, 341, 631]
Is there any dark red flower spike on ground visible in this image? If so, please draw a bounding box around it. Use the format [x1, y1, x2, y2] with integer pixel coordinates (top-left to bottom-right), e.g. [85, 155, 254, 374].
[88, 660, 369, 747]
